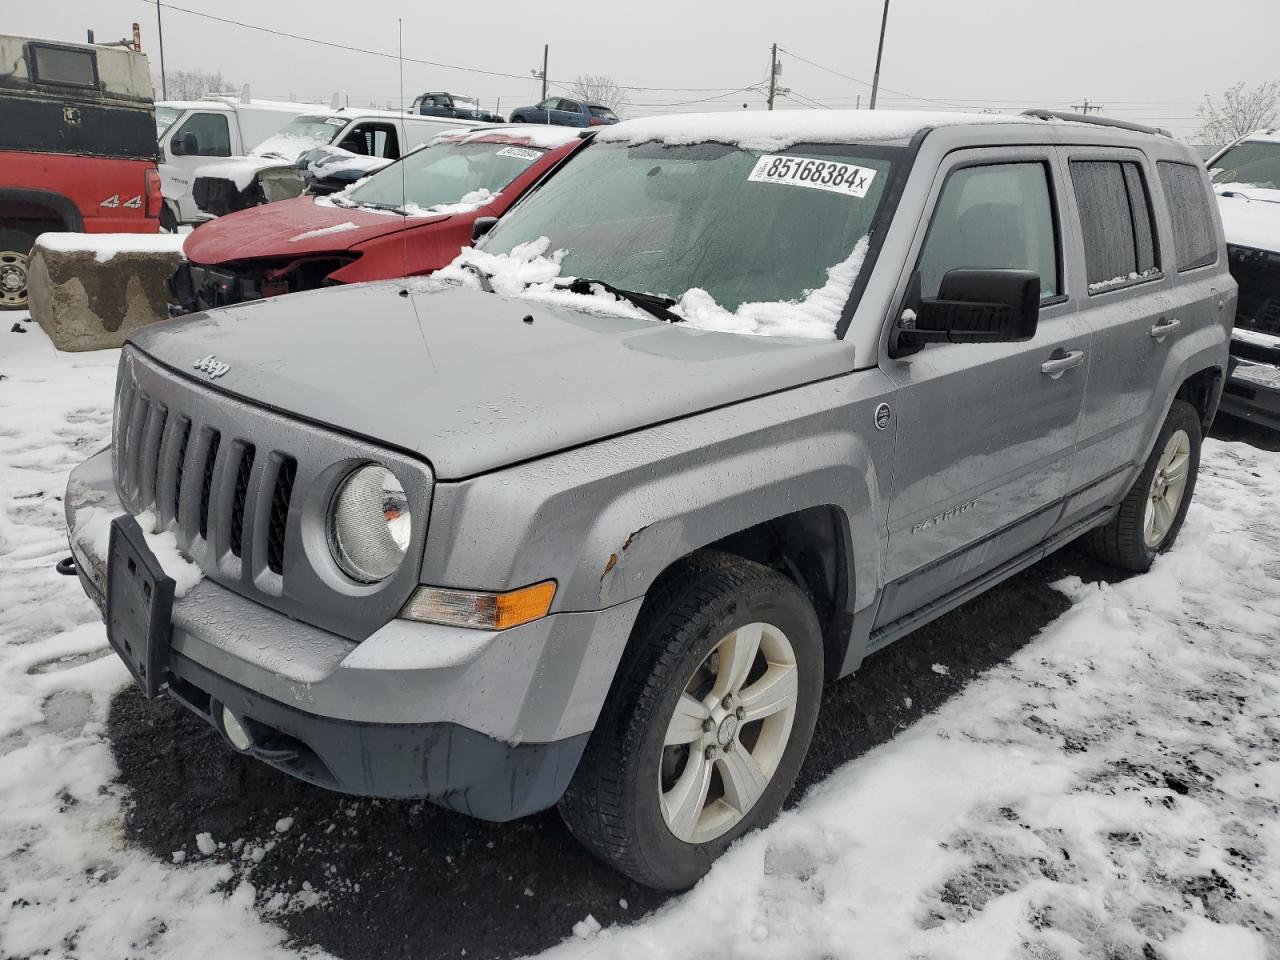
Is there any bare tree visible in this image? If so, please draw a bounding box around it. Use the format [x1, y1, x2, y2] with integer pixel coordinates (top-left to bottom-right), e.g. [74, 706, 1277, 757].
[162, 69, 235, 101]
[568, 74, 631, 115]
[1197, 81, 1280, 143]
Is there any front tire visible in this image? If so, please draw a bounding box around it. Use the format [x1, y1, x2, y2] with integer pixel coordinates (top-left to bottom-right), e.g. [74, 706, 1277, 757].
[1086, 398, 1202, 572]
[559, 551, 823, 890]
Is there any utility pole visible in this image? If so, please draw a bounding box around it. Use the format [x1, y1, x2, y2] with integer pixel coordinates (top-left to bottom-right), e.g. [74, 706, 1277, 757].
[154, 0, 167, 99]
[540, 44, 548, 100]
[767, 44, 775, 110]
[869, 0, 891, 109]
[1072, 98, 1103, 115]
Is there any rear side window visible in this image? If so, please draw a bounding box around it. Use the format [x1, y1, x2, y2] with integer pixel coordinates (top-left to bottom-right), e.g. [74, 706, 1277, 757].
[28, 44, 97, 88]
[1071, 160, 1161, 292]
[589, 106, 618, 120]
[917, 161, 1060, 301]
[1158, 161, 1218, 271]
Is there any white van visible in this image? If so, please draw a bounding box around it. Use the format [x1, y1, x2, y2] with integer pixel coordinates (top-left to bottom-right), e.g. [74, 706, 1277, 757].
[155, 96, 317, 227]
[189, 108, 484, 220]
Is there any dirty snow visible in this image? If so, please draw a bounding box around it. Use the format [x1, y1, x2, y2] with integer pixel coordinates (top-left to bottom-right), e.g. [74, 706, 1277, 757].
[3, 315, 1280, 960]
[436, 233, 868, 339]
[34, 233, 187, 264]
[596, 109, 1044, 151]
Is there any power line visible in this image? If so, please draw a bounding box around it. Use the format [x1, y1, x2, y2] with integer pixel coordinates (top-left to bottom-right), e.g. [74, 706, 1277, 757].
[776, 45, 969, 109]
[140, 1, 756, 93]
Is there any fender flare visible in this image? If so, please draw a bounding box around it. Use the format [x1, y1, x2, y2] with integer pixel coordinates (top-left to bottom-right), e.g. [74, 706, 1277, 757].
[0, 187, 84, 232]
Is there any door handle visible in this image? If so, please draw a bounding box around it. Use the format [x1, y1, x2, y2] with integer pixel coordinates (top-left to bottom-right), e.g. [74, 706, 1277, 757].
[1150, 317, 1181, 341]
[1040, 350, 1086, 379]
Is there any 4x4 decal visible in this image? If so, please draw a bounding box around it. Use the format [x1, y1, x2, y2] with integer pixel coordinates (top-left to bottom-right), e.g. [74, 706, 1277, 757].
[99, 194, 142, 209]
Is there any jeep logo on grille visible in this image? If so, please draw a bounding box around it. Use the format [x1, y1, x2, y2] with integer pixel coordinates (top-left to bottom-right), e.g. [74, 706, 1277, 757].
[193, 354, 230, 379]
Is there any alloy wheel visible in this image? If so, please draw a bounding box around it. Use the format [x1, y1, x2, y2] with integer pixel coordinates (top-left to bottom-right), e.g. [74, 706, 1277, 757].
[1144, 428, 1191, 548]
[658, 621, 799, 844]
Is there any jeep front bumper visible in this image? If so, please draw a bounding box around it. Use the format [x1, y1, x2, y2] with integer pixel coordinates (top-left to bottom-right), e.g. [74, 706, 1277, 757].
[66, 447, 640, 820]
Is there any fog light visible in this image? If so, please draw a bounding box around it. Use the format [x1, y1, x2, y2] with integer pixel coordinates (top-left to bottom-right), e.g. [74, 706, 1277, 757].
[221, 705, 254, 752]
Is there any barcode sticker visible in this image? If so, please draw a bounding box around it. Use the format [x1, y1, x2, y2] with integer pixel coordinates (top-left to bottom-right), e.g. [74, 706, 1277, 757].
[496, 146, 543, 161]
[747, 155, 877, 198]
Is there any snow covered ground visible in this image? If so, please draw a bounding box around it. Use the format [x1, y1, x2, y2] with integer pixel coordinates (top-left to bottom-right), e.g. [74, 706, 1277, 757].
[2, 317, 1278, 959]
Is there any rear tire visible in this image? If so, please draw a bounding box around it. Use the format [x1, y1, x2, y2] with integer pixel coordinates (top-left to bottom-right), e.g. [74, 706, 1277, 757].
[0, 227, 35, 311]
[1086, 399, 1201, 572]
[559, 551, 823, 890]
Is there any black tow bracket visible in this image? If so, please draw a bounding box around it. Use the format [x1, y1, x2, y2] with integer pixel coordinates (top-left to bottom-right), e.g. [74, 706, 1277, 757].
[56, 555, 77, 576]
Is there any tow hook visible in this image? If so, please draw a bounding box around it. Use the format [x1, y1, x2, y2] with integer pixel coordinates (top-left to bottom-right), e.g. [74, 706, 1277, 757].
[55, 555, 77, 576]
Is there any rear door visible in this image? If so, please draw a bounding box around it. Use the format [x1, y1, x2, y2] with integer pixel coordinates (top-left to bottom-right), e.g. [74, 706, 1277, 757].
[555, 98, 584, 126]
[1061, 150, 1204, 517]
[876, 147, 1090, 631]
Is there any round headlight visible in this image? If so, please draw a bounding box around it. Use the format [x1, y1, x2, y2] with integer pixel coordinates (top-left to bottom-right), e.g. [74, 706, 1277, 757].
[328, 464, 411, 582]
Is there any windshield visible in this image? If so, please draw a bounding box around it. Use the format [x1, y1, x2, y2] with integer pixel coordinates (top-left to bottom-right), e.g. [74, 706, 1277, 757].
[455, 96, 479, 110]
[155, 105, 181, 137]
[276, 116, 344, 145]
[481, 140, 896, 316]
[344, 139, 548, 211]
[1210, 140, 1280, 190]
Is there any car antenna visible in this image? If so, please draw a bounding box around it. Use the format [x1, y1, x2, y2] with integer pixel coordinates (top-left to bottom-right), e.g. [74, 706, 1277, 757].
[398, 17, 409, 282]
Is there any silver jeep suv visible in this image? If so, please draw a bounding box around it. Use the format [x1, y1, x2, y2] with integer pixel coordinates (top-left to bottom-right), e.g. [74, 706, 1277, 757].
[65, 109, 1233, 890]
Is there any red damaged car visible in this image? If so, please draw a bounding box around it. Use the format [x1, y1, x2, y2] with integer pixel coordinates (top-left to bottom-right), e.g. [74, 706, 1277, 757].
[170, 126, 582, 313]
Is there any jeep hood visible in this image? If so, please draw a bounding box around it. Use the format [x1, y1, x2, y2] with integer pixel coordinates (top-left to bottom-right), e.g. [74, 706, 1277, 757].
[128, 281, 853, 479]
[183, 196, 450, 265]
[1216, 190, 1280, 256]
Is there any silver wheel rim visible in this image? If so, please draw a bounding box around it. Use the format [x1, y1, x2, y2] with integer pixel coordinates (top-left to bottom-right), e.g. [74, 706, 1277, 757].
[658, 621, 799, 845]
[1144, 429, 1191, 548]
[0, 250, 28, 308]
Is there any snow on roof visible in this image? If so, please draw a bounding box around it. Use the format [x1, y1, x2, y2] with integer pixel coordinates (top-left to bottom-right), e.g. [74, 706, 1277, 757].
[595, 109, 1040, 151]
[34, 232, 186, 263]
[440, 125, 581, 149]
[1238, 128, 1280, 144]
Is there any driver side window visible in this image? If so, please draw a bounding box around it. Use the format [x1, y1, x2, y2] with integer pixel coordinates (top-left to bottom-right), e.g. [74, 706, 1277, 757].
[917, 162, 1060, 301]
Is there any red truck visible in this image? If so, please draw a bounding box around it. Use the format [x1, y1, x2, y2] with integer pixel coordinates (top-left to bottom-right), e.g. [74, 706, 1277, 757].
[0, 34, 162, 310]
[170, 126, 583, 313]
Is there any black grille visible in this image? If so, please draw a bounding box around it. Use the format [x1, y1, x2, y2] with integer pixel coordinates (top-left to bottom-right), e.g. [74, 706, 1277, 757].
[229, 445, 255, 559]
[267, 457, 297, 575]
[172, 418, 191, 520]
[199, 431, 220, 541]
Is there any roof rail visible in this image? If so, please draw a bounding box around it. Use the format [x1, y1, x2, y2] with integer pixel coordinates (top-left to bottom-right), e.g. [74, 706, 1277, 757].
[1021, 109, 1171, 138]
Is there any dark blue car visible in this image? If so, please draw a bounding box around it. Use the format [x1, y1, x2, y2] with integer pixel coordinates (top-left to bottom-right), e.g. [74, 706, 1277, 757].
[509, 97, 619, 127]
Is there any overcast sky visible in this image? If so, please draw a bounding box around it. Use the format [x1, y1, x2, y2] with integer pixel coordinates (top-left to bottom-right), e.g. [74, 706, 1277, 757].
[12, 0, 1279, 140]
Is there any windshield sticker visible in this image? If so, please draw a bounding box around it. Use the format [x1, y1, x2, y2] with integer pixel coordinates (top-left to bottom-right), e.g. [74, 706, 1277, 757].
[747, 155, 877, 198]
[495, 146, 543, 161]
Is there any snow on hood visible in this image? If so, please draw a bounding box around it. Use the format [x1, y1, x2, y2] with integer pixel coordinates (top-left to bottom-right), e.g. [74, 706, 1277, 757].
[594, 109, 1039, 151]
[304, 148, 393, 179]
[193, 156, 291, 191]
[1216, 191, 1280, 256]
[434, 234, 869, 339]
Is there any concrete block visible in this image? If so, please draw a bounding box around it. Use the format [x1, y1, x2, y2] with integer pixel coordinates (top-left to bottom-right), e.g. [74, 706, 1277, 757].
[27, 233, 185, 352]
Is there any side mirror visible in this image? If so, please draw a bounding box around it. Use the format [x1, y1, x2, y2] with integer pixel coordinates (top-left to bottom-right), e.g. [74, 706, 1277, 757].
[472, 216, 498, 242]
[896, 268, 1040, 352]
[172, 131, 199, 156]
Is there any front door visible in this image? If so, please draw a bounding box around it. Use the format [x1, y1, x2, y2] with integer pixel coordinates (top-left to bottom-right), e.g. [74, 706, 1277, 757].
[875, 148, 1090, 631]
[162, 110, 233, 222]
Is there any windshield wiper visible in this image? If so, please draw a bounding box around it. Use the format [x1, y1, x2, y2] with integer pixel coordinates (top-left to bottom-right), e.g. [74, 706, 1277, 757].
[558, 277, 684, 324]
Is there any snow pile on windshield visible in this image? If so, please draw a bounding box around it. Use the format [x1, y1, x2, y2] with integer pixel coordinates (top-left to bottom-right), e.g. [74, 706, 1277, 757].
[596, 109, 1038, 151]
[441, 125, 579, 150]
[316, 186, 498, 219]
[436, 234, 870, 338]
[35, 233, 186, 264]
[251, 133, 330, 161]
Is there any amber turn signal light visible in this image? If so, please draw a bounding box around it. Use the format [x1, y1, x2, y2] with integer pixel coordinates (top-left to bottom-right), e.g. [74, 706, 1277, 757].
[399, 581, 557, 630]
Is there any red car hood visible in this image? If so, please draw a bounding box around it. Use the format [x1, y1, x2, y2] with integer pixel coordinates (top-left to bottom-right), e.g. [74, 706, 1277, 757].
[183, 196, 452, 265]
